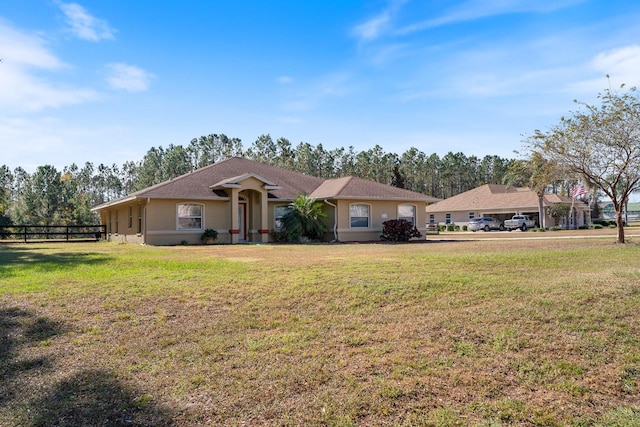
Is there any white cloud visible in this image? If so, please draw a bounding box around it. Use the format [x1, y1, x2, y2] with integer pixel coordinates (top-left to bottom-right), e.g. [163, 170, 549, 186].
[105, 63, 154, 92]
[353, 12, 392, 41]
[352, 0, 406, 42]
[568, 45, 640, 94]
[59, 2, 115, 41]
[592, 45, 640, 83]
[397, 0, 585, 35]
[0, 20, 64, 69]
[0, 21, 98, 113]
[0, 66, 97, 112]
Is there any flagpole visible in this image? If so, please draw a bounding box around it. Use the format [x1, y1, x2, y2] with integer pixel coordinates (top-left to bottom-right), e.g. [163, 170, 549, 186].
[570, 195, 576, 229]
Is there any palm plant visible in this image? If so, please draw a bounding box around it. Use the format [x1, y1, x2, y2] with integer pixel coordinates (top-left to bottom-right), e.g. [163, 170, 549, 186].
[280, 194, 327, 242]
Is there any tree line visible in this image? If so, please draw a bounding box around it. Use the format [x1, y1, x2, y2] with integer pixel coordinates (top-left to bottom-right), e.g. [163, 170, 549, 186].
[0, 134, 516, 226]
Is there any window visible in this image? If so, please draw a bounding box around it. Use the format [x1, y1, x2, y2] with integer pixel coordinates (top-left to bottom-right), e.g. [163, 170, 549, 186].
[468, 212, 475, 220]
[445, 213, 451, 224]
[350, 204, 370, 228]
[274, 205, 290, 231]
[177, 203, 203, 230]
[397, 204, 416, 225]
[429, 214, 435, 224]
[128, 206, 133, 228]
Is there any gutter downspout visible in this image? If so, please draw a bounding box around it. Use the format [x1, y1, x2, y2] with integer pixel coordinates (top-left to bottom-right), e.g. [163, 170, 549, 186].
[324, 200, 338, 242]
[143, 197, 150, 245]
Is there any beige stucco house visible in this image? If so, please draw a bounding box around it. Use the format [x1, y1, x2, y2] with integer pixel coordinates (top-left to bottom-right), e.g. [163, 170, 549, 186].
[92, 157, 441, 245]
[425, 184, 589, 229]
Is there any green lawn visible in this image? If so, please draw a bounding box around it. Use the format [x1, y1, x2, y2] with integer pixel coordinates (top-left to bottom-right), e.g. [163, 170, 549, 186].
[1, 240, 639, 426]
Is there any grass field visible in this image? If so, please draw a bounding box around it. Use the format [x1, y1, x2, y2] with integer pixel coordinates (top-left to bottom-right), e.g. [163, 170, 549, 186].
[1, 237, 639, 426]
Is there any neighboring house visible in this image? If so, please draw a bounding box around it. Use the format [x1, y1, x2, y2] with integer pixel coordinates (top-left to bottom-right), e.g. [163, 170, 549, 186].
[92, 157, 441, 245]
[425, 184, 589, 229]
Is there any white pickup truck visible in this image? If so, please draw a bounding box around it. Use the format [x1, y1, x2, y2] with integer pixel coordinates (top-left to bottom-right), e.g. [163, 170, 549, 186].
[504, 215, 537, 231]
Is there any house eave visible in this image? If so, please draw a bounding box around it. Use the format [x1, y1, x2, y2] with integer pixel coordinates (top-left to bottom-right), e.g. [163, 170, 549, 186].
[325, 196, 435, 202]
[210, 183, 242, 189]
[91, 195, 231, 211]
[91, 195, 138, 212]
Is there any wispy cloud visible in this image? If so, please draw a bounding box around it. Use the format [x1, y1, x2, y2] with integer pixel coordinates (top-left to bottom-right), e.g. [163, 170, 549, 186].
[396, 0, 585, 35]
[0, 19, 64, 69]
[353, 12, 392, 41]
[59, 2, 115, 41]
[351, 0, 406, 42]
[0, 67, 97, 112]
[105, 63, 154, 92]
[568, 45, 640, 94]
[591, 45, 640, 83]
[0, 21, 98, 113]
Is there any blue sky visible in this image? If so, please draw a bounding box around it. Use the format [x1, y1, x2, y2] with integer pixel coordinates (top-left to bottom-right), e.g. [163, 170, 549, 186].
[2, 0, 640, 172]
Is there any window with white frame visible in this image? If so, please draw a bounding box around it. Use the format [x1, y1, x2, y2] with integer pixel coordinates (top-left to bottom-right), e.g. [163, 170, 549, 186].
[397, 204, 416, 225]
[274, 205, 290, 231]
[445, 213, 451, 224]
[177, 203, 203, 230]
[429, 214, 435, 224]
[350, 204, 370, 228]
[468, 212, 475, 220]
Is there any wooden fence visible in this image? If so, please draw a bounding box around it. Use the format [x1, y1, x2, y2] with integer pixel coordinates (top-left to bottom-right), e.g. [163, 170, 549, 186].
[0, 225, 107, 243]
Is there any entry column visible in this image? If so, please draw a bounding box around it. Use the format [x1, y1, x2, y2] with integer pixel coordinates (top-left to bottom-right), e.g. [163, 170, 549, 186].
[229, 188, 240, 244]
[259, 190, 269, 243]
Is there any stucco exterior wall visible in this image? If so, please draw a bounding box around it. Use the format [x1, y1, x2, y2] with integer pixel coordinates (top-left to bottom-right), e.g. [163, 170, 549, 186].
[142, 199, 233, 245]
[97, 196, 431, 245]
[334, 199, 427, 242]
[101, 201, 145, 244]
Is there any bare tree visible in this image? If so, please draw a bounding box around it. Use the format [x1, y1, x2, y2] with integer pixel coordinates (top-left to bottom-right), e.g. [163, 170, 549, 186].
[529, 83, 640, 243]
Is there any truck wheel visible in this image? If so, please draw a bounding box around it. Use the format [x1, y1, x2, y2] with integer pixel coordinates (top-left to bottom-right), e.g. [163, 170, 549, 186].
[521, 224, 527, 231]
[499, 224, 505, 231]
[484, 225, 490, 232]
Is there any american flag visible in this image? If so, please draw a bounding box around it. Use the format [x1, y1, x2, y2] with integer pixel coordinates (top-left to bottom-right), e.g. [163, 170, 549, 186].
[570, 184, 587, 198]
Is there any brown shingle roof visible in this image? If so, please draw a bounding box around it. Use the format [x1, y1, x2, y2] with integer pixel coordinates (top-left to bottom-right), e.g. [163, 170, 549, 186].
[131, 157, 324, 200]
[94, 157, 439, 209]
[425, 184, 579, 212]
[311, 176, 441, 202]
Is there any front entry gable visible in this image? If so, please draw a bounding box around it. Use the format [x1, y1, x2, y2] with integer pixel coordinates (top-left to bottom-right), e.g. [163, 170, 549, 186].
[210, 173, 283, 193]
[208, 174, 278, 244]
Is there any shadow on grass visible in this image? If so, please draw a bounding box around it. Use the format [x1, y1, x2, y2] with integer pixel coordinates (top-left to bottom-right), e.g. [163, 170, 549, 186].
[0, 244, 115, 279]
[0, 307, 176, 426]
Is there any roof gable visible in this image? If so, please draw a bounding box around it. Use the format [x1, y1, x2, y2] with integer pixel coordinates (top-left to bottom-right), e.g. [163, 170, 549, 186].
[210, 173, 282, 190]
